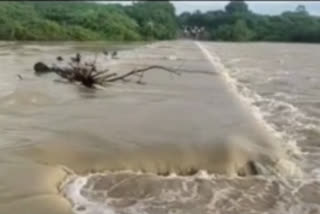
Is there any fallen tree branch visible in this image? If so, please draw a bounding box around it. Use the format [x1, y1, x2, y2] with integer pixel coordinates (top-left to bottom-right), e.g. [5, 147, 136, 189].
[34, 53, 180, 88]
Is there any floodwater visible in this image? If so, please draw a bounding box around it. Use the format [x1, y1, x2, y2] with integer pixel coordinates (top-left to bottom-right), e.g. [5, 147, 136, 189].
[0, 40, 318, 214]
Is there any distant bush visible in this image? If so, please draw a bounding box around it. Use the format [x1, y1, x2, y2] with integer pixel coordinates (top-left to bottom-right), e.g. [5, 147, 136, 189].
[0, 1, 177, 41]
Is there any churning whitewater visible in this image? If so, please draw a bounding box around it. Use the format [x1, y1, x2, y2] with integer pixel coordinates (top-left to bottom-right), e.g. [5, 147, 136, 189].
[60, 42, 311, 214]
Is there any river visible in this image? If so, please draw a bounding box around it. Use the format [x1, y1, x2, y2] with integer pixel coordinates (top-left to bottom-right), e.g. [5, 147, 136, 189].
[0, 40, 318, 214]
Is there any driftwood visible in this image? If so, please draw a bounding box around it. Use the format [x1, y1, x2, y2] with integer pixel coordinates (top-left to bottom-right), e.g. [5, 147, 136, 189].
[34, 53, 180, 88]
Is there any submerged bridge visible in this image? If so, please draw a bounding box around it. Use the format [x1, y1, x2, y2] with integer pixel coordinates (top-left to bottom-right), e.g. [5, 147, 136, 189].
[0, 40, 285, 214]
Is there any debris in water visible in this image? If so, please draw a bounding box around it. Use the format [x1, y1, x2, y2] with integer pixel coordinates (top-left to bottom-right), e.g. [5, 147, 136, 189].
[103, 49, 109, 56]
[56, 56, 63, 61]
[33, 53, 180, 88]
[70, 53, 81, 64]
[111, 50, 118, 59]
[34, 62, 51, 75]
[17, 74, 23, 80]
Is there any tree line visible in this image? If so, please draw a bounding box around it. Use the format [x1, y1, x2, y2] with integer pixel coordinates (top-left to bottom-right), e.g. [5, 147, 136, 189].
[0, 1, 177, 41]
[1, 1, 320, 42]
[179, 1, 320, 42]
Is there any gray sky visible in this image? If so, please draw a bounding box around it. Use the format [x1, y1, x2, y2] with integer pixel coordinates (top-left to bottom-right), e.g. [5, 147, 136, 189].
[101, 1, 320, 16]
[172, 1, 320, 15]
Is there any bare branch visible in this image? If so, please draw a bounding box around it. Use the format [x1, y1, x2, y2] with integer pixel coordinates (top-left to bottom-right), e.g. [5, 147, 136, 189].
[98, 73, 118, 82]
[106, 65, 180, 82]
[92, 70, 109, 78]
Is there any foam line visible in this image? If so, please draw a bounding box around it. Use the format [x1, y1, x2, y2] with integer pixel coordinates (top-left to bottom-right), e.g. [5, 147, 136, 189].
[195, 41, 270, 130]
[195, 41, 302, 177]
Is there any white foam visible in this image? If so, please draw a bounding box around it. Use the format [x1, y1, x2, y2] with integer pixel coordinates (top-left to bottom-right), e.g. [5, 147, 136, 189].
[196, 41, 302, 177]
[61, 169, 230, 214]
[63, 175, 116, 214]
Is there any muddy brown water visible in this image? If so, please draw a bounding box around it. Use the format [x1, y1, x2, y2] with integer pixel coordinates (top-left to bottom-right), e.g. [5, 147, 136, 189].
[0, 41, 318, 214]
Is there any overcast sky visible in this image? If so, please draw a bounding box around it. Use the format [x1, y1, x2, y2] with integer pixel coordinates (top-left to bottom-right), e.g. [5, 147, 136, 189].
[172, 1, 320, 15]
[103, 1, 320, 16]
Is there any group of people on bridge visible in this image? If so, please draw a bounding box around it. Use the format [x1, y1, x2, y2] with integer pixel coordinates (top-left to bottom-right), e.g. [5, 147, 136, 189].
[182, 26, 206, 40]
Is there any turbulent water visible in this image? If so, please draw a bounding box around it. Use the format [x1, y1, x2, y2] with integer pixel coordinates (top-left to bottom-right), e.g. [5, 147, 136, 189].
[0, 41, 319, 214]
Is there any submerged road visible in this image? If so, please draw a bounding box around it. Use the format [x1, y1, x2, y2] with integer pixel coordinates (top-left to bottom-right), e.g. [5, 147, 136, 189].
[0, 40, 286, 214]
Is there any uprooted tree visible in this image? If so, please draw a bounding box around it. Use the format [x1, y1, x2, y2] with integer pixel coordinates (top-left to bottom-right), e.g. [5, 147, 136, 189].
[33, 53, 180, 88]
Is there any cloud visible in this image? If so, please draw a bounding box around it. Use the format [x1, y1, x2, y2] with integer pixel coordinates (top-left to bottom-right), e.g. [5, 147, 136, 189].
[249, 1, 320, 15]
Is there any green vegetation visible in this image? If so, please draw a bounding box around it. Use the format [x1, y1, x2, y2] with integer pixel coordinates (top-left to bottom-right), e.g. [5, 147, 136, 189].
[1, 1, 320, 42]
[179, 1, 320, 42]
[0, 1, 177, 41]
